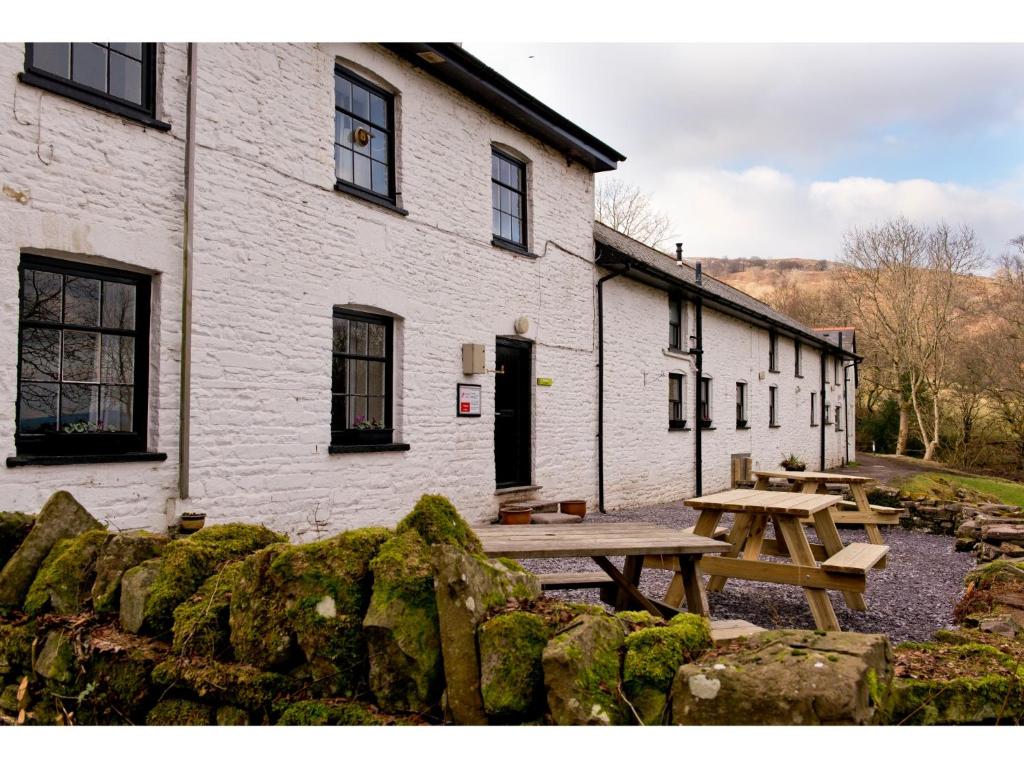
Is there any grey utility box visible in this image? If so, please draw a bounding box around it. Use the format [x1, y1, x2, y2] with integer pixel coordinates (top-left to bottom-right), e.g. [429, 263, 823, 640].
[462, 343, 486, 375]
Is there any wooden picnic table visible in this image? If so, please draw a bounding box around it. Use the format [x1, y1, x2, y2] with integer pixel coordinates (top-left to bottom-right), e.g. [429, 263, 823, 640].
[473, 523, 730, 619]
[666, 489, 889, 631]
[752, 470, 900, 555]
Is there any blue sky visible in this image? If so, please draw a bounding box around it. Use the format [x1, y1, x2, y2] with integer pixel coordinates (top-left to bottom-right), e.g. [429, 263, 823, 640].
[466, 43, 1024, 262]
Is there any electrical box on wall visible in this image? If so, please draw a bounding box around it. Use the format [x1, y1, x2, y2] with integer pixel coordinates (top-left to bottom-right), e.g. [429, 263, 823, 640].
[462, 343, 486, 375]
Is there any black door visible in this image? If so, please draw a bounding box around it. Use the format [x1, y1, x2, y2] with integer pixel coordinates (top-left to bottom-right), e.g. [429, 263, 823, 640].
[494, 338, 532, 488]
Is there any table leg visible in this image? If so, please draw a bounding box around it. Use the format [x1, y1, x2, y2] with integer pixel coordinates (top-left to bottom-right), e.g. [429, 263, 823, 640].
[615, 555, 643, 611]
[593, 556, 664, 617]
[678, 555, 710, 616]
[774, 516, 841, 631]
[812, 507, 867, 612]
[852, 483, 888, 566]
[668, 509, 723, 604]
[707, 513, 754, 593]
[753, 476, 771, 490]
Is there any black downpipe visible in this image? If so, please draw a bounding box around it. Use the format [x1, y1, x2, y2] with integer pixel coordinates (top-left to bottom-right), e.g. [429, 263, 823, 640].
[596, 266, 628, 513]
[840, 331, 850, 465]
[694, 264, 704, 496]
[819, 350, 827, 471]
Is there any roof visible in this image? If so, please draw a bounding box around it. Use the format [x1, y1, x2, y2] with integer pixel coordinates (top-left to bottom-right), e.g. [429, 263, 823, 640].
[381, 44, 626, 173]
[815, 328, 857, 354]
[593, 221, 858, 359]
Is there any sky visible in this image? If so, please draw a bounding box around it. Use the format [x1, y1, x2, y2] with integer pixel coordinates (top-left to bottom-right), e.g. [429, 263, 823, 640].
[465, 43, 1024, 263]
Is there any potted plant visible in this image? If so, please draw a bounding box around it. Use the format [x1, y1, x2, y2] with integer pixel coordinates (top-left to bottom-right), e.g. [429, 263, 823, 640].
[736, 418, 748, 429]
[499, 504, 532, 525]
[699, 418, 713, 429]
[780, 454, 807, 471]
[336, 417, 393, 446]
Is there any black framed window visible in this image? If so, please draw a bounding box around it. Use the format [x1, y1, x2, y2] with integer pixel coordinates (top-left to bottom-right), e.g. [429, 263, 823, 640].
[334, 66, 395, 203]
[21, 44, 165, 129]
[835, 405, 843, 432]
[811, 392, 818, 426]
[669, 297, 682, 350]
[769, 386, 779, 427]
[16, 255, 150, 457]
[834, 356, 841, 383]
[700, 376, 712, 427]
[736, 382, 747, 427]
[824, 355, 830, 383]
[768, 331, 779, 372]
[331, 309, 394, 446]
[824, 397, 832, 424]
[795, 339, 803, 377]
[669, 373, 686, 429]
[491, 149, 527, 249]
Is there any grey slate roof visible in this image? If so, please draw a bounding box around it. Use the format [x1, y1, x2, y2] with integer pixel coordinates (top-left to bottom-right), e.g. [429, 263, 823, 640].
[593, 221, 856, 358]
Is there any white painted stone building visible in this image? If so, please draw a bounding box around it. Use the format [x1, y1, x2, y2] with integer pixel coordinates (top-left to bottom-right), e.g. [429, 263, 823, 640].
[0, 42, 855, 536]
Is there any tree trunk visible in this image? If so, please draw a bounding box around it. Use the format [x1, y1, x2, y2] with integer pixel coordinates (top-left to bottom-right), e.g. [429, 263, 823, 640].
[896, 398, 910, 455]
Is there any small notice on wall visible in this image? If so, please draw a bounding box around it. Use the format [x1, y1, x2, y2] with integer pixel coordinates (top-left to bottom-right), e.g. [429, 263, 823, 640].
[457, 383, 482, 417]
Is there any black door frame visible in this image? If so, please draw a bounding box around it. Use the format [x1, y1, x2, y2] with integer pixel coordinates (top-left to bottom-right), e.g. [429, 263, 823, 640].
[494, 336, 533, 489]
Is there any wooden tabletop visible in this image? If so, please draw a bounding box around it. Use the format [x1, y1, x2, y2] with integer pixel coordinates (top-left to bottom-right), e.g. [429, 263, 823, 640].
[752, 470, 874, 484]
[472, 523, 732, 559]
[685, 488, 843, 517]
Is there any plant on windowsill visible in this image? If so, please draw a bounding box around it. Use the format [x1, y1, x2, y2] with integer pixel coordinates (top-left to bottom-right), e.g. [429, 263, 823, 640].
[336, 417, 393, 446]
[62, 420, 119, 434]
[736, 419, 748, 429]
[780, 454, 807, 471]
[699, 418, 713, 429]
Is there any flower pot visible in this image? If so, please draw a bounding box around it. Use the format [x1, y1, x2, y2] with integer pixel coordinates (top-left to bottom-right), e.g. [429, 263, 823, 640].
[179, 513, 206, 533]
[560, 500, 587, 518]
[736, 419, 748, 429]
[499, 505, 532, 525]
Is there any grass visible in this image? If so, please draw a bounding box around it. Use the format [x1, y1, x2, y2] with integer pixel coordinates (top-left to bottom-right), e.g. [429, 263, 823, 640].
[899, 472, 1024, 508]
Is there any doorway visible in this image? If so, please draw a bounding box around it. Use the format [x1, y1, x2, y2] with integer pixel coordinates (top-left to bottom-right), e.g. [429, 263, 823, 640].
[494, 337, 532, 488]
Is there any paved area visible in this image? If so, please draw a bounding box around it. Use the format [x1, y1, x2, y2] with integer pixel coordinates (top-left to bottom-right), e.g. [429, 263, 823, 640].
[833, 453, 939, 486]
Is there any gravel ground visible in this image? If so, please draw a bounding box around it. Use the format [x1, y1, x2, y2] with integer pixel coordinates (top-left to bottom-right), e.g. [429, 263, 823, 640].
[522, 501, 974, 643]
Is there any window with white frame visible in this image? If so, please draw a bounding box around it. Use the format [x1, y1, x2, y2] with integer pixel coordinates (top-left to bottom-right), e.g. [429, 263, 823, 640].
[700, 376, 713, 427]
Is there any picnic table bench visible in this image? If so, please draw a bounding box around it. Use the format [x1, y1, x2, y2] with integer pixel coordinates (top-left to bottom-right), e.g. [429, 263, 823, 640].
[473, 522, 730, 619]
[655, 489, 888, 631]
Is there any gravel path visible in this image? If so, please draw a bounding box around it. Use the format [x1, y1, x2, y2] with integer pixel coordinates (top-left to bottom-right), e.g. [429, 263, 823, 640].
[523, 501, 973, 643]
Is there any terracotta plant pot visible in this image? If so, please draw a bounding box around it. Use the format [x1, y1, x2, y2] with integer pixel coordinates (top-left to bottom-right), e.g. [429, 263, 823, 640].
[179, 513, 206, 533]
[499, 505, 533, 525]
[560, 500, 587, 518]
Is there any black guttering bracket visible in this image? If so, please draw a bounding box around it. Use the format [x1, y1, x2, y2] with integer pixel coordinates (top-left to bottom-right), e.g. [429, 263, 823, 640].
[594, 244, 861, 362]
[381, 44, 626, 173]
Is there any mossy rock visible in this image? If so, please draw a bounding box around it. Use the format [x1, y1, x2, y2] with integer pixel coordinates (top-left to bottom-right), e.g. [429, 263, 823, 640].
[229, 528, 390, 698]
[0, 620, 36, 677]
[275, 699, 386, 725]
[24, 529, 111, 616]
[615, 610, 665, 631]
[145, 698, 213, 725]
[216, 705, 249, 725]
[0, 512, 34, 570]
[79, 635, 167, 724]
[172, 560, 244, 658]
[396, 494, 481, 554]
[92, 531, 169, 613]
[151, 657, 300, 713]
[622, 614, 712, 725]
[143, 523, 286, 634]
[33, 630, 76, 686]
[363, 529, 442, 712]
[965, 558, 1024, 589]
[478, 611, 552, 721]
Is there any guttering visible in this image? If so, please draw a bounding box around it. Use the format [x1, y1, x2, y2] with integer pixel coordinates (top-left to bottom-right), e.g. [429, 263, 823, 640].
[178, 43, 197, 500]
[693, 280, 704, 497]
[596, 266, 629, 513]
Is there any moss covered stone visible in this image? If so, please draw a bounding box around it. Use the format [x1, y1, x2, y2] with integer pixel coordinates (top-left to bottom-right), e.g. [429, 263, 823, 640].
[622, 614, 712, 724]
[0, 620, 36, 676]
[145, 698, 212, 725]
[478, 611, 551, 721]
[33, 630, 76, 683]
[24, 529, 111, 616]
[152, 657, 299, 713]
[965, 558, 1024, 589]
[275, 699, 385, 725]
[216, 705, 249, 725]
[172, 560, 244, 658]
[92, 531, 169, 613]
[542, 613, 628, 725]
[78, 633, 168, 725]
[143, 523, 286, 634]
[396, 494, 481, 553]
[0, 512, 34, 570]
[615, 610, 664, 631]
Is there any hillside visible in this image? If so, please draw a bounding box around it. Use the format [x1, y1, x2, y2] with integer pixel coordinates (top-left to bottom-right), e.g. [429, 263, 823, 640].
[685, 256, 839, 301]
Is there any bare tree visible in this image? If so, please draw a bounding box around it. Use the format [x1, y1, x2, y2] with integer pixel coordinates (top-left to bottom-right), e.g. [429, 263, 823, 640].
[595, 178, 671, 249]
[984, 235, 1024, 466]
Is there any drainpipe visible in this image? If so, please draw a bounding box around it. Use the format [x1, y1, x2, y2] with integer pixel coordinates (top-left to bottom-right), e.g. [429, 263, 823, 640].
[693, 263, 704, 496]
[178, 43, 197, 501]
[840, 331, 850, 465]
[596, 265, 628, 513]
[819, 349, 827, 471]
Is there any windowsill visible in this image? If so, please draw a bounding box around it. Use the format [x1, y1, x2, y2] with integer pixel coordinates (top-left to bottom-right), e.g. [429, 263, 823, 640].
[669, 426, 692, 432]
[700, 425, 716, 431]
[663, 347, 690, 360]
[18, 71, 171, 131]
[334, 182, 409, 216]
[736, 425, 751, 431]
[795, 374, 804, 379]
[768, 369, 780, 374]
[6, 451, 167, 468]
[769, 424, 781, 429]
[328, 443, 410, 454]
[491, 237, 538, 259]
[495, 484, 542, 496]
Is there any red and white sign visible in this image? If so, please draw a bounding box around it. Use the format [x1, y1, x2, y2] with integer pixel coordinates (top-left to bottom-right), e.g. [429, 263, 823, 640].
[457, 384, 482, 417]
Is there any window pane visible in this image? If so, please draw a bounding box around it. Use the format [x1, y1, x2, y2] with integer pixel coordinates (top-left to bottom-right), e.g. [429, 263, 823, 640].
[20, 329, 60, 381]
[500, 158, 511, 186]
[332, 356, 347, 393]
[349, 396, 367, 427]
[333, 317, 350, 354]
[62, 330, 100, 382]
[61, 383, 100, 431]
[71, 43, 107, 92]
[350, 321, 367, 355]
[370, 132, 388, 162]
[21, 269, 62, 322]
[331, 394, 346, 432]
[670, 378, 680, 400]
[492, 209, 500, 237]
[492, 153, 500, 181]
[508, 163, 520, 189]
[64, 275, 101, 326]
[371, 161, 389, 196]
[335, 146, 353, 183]
[335, 112, 353, 148]
[510, 218, 521, 245]
[501, 213, 512, 240]
[352, 121, 372, 156]
[492, 183, 499, 209]
[335, 75, 352, 112]
[368, 396, 384, 426]
[370, 94, 386, 128]
[353, 153, 371, 189]
[351, 85, 370, 120]
[109, 43, 143, 59]
[350, 359, 367, 395]
[500, 187, 510, 214]
[100, 334, 134, 384]
[367, 323, 385, 357]
[368, 361, 385, 396]
[19, 382, 58, 434]
[32, 43, 70, 78]
[109, 51, 142, 104]
[99, 385, 133, 431]
[102, 281, 136, 330]
[509, 191, 521, 217]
